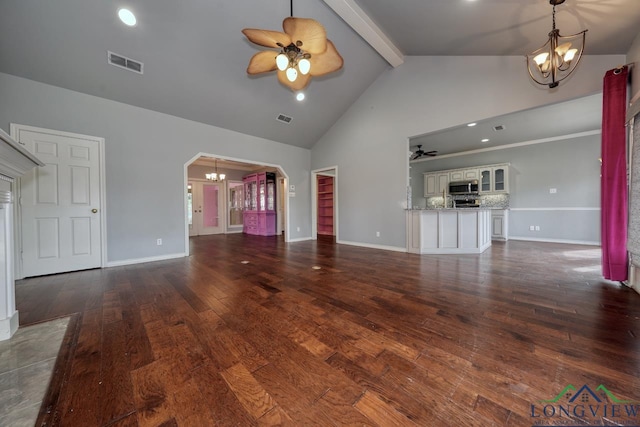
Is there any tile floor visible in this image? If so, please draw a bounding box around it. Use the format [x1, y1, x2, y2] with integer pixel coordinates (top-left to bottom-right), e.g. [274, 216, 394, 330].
[0, 317, 69, 427]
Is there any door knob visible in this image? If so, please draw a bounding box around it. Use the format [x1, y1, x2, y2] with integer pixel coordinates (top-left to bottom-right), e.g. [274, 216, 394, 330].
[91, 208, 98, 213]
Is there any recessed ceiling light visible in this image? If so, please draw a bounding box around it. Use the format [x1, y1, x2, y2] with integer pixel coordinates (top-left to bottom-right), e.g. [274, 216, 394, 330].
[481, 138, 490, 143]
[296, 92, 305, 101]
[118, 8, 137, 26]
[467, 122, 477, 127]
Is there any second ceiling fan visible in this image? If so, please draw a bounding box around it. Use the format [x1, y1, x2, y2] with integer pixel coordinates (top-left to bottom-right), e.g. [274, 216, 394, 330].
[411, 145, 437, 160]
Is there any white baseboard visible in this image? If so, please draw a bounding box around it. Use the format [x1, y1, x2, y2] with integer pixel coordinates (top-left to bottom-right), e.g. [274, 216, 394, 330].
[0, 311, 19, 341]
[337, 240, 407, 253]
[629, 263, 640, 295]
[287, 237, 314, 243]
[509, 236, 600, 246]
[106, 252, 186, 268]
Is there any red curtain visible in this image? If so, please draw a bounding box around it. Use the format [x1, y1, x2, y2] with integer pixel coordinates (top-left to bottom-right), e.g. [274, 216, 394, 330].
[601, 67, 629, 281]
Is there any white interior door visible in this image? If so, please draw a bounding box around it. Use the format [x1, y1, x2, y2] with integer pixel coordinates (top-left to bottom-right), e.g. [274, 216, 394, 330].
[16, 127, 102, 277]
[189, 181, 223, 236]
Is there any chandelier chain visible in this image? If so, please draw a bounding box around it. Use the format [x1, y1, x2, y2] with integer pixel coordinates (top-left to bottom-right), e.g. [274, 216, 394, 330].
[552, 5, 556, 31]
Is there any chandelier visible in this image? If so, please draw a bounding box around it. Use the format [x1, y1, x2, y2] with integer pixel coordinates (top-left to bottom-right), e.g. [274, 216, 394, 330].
[526, 0, 587, 88]
[205, 159, 225, 182]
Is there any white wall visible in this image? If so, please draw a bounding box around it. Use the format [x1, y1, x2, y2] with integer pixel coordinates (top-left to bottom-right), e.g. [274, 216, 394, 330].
[0, 73, 312, 264]
[627, 31, 640, 101]
[311, 55, 625, 250]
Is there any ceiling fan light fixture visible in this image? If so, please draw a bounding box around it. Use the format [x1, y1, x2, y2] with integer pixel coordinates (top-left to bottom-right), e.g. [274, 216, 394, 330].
[276, 53, 289, 71]
[526, 0, 587, 89]
[298, 58, 311, 75]
[286, 67, 298, 82]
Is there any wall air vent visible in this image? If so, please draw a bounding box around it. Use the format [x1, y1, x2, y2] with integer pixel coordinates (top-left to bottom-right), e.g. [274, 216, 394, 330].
[107, 51, 144, 74]
[276, 114, 293, 124]
[493, 124, 506, 131]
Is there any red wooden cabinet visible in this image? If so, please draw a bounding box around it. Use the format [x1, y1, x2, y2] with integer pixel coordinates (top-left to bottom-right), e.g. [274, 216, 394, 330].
[317, 176, 334, 236]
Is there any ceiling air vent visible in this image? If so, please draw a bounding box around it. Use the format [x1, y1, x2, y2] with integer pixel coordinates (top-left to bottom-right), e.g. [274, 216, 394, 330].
[493, 124, 506, 131]
[107, 51, 143, 74]
[276, 114, 293, 124]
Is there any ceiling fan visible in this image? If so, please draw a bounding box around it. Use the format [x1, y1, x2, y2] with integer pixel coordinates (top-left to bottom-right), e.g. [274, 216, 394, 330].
[410, 145, 437, 160]
[242, 2, 343, 91]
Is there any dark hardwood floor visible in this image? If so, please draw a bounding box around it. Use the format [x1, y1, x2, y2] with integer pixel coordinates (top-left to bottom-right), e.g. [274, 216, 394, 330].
[16, 234, 640, 426]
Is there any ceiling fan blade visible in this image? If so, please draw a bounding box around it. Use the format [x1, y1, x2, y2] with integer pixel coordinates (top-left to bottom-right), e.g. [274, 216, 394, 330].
[242, 28, 291, 48]
[247, 51, 278, 74]
[283, 17, 327, 54]
[309, 40, 343, 76]
[425, 151, 437, 156]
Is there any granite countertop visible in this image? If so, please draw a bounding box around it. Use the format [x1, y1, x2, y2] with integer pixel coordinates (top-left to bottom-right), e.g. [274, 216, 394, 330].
[407, 207, 509, 211]
[407, 207, 499, 211]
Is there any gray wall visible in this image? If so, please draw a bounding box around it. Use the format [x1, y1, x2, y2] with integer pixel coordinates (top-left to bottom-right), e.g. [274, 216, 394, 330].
[627, 31, 640, 101]
[312, 55, 623, 250]
[410, 134, 601, 244]
[0, 72, 312, 263]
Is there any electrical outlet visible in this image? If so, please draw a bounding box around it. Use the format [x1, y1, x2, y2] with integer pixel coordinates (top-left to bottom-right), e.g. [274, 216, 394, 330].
[529, 225, 535, 231]
[156, 238, 162, 245]
[535, 226, 540, 231]
[549, 188, 557, 194]
[297, 227, 300, 232]
[376, 231, 380, 237]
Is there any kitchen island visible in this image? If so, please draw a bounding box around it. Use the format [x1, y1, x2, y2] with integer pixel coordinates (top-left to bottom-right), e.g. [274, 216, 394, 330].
[406, 208, 492, 254]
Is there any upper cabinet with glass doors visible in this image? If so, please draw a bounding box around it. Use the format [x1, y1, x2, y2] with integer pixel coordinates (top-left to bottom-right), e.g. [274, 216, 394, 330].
[479, 164, 509, 194]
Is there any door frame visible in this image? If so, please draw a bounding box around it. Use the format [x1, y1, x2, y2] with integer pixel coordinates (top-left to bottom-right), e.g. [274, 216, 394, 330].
[10, 123, 107, 279]
[311, 166, 338, 240]
[184, 152, 290, 256]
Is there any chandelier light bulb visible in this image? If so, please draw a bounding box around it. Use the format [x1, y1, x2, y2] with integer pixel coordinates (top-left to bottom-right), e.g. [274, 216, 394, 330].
[298, 58, 311, 75]
[286, 67, 298, 82]
[555, 42, 571, 57]
[533, 52, 549, 66]
[276, 54, 289, 71]
[219, 173, 226, 181]
[564, 48, 577, 62]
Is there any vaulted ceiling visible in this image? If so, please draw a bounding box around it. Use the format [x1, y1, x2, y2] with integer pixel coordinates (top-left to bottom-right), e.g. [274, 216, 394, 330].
[1, 0, 639, 150]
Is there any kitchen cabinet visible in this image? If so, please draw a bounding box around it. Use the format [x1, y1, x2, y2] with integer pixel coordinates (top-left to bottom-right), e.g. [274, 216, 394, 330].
[491, 209, 509, 241]
[406, 209, 492, 254]
[424, 172, 449, 197]
[450, 168, 479, 181]
[479, 164, 509, 194]
[243, 172, 277, 236]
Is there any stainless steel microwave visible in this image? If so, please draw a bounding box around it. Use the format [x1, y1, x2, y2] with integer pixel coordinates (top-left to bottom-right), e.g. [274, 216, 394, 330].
[449, 180, 479, 195]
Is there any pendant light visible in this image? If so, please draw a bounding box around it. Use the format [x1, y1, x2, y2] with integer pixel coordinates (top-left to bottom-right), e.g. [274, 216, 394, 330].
[526, 0, 587, 88]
